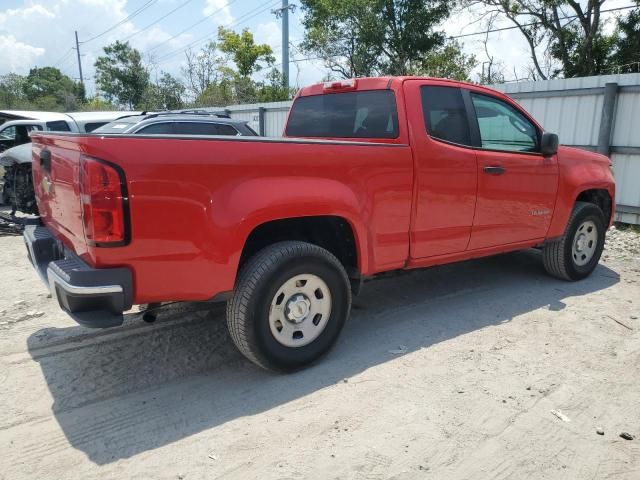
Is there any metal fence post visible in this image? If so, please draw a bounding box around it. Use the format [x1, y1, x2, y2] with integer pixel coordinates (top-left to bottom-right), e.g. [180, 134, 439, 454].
[224, 108, 231, 118]
[258, 107, 267, 136]
[597, 82, 618, 156]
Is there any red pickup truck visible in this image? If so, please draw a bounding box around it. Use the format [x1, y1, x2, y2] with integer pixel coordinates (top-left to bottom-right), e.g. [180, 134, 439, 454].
[25, 77, 615, 371]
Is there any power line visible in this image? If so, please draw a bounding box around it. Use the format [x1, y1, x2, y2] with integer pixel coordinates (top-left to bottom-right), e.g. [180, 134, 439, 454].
[275, 4, 639, 67]
[450, 4, 638, 40]
[121, 0, 196, 42]
[81, 0, 159, 44]
[154, 0, 281, 64]
[145, 0, 242, 55]
[51, 48, 74, 68]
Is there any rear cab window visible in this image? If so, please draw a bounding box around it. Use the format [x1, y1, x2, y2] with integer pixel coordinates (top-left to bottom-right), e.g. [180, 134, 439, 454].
[286, 90, 399, 139]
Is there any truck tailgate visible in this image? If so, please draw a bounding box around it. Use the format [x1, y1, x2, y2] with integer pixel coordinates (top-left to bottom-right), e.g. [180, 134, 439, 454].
[31, 135, 87, 256]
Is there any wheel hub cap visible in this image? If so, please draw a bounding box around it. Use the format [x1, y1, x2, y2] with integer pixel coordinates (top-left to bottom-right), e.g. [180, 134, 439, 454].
[285, 294, 311, 324]
[572, 220, 598, 267]
[268, 274, 332, 348]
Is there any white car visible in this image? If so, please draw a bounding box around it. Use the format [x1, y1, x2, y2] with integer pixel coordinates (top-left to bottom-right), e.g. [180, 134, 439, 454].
[0, 110, 140, 152]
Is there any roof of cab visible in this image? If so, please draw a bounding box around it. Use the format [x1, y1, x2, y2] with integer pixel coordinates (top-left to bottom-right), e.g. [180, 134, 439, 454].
[296, 76, 508, 100]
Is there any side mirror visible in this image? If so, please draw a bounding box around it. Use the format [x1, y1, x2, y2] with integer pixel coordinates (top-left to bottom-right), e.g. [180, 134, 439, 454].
[540, 132, 559, 156]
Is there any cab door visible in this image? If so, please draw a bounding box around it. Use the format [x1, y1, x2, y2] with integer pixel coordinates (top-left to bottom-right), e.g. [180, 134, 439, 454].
[466, 91, 558, 249]
[404, 80, 478, 258]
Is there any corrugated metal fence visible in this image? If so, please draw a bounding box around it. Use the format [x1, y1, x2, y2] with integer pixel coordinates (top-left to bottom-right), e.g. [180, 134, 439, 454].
[493, 73, 640, 224]
[223, 73, 640, 224]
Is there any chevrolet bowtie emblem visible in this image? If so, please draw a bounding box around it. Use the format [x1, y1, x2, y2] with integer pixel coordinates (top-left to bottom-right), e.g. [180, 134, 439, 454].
[41, 176, 52, 195]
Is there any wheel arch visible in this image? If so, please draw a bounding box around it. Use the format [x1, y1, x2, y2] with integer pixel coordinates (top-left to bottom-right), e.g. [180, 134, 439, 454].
[238, 215, 363, 281]
[547, 183, 615, 239]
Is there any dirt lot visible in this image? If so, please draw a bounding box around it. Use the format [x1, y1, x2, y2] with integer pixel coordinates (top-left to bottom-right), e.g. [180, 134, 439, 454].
[1, 226, 639, 480]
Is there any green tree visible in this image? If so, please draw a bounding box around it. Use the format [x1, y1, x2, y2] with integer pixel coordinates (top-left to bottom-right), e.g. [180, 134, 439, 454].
[218, 27, 275, 77]
[464, 1, 618, 79]
[300, 0, 450, 77]
[611, 2, 640, 72]
[256, 69, 295, 102]
[182, 41, 228, 99]
[142, 72, 186, 110]
[413, 40, 477, 80]
[22, 67, 84, 110]
[0, 74, 29, 109]
[95, 41, 149, 108]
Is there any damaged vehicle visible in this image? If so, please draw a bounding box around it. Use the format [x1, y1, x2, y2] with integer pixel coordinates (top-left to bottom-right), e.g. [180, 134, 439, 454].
[0, 143, 37, 214]
[0, 111, 139, 214]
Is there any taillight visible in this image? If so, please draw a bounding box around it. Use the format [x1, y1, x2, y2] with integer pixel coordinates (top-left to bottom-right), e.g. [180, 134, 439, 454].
[79, 155, 129, 246]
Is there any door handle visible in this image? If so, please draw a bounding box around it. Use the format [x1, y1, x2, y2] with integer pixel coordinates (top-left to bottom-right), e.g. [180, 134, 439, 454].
[483, 165, 506, 175]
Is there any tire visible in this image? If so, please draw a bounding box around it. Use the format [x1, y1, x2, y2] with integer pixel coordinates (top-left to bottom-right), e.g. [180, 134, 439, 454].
[543, 201, 606, 281]
[227, 241, 352, 371]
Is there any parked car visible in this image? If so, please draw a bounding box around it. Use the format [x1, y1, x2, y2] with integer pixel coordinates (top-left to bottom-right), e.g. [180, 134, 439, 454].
[0, 111, 139, 213]
[0, 111, 140, 152]
[25, 77, 614, 371]
[0, 143, 35, 213]
[92, 110, 258, 136]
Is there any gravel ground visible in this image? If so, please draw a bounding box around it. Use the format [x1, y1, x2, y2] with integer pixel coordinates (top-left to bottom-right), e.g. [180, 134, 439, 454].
[1, 227, 639, 480]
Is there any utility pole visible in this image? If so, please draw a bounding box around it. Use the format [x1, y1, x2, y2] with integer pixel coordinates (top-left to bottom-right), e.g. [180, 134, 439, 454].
[272, 1, 296, 89]
[74, 31, 84, 88]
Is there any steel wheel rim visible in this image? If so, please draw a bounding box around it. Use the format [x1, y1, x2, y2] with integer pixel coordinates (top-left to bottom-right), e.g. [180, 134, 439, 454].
[572, 220, 598, 266]
[268, 274, 332, 348]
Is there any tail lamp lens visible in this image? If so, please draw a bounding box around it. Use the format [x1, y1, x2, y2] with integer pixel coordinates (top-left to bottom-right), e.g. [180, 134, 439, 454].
[79, 156, 128, 246]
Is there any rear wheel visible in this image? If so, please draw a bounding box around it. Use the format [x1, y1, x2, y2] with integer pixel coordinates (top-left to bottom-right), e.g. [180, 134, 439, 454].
[227, 241, 351, 371]
[543, 201, 606, 281]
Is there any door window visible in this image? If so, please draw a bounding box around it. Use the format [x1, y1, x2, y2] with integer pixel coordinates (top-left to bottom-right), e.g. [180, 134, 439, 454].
[421, 86, 472, 146]
[137, 122, 175, 134]
[46, 121, 71, 131]
[470, 93, 538, 152]
[174, 122, 239, 135]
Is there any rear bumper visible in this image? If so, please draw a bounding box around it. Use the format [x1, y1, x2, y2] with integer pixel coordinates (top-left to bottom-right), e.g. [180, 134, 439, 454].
[24, 224, 133, 328]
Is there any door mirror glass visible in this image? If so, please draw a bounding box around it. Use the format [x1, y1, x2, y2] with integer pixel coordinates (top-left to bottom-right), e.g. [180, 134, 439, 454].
[540, 132, 559, 156]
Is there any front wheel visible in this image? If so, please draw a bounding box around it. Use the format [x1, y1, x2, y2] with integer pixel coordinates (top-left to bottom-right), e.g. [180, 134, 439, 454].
[543, 201, 606, 281]
[227, 241, 352, 371]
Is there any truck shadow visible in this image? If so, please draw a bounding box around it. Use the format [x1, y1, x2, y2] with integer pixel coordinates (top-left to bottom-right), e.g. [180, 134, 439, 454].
[26, 250, 619, 464]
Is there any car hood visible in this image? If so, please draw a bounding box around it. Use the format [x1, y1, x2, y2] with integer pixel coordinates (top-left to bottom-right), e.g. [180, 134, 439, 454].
[557, 145, 611, 166]
[0, 143, 32, 166]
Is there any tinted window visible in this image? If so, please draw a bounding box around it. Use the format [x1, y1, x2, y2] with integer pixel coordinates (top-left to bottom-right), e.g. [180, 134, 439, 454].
[46, 121, 71, 131]
[137, 122, 175, 134]
[471, 93, 538, 152]
[421, 86, 471, 146]
[174, 122, 239, 135]
[286, 90, 398, 138]
[84, 122, 107, 133]
[212, 124, 239, 135]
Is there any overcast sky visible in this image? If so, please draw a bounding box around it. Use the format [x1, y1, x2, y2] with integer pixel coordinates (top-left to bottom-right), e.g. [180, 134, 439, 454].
[0, 0, 635, 97]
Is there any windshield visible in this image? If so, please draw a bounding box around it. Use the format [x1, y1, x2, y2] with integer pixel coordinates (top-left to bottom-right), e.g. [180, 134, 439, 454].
[286, 90, 399, 139]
